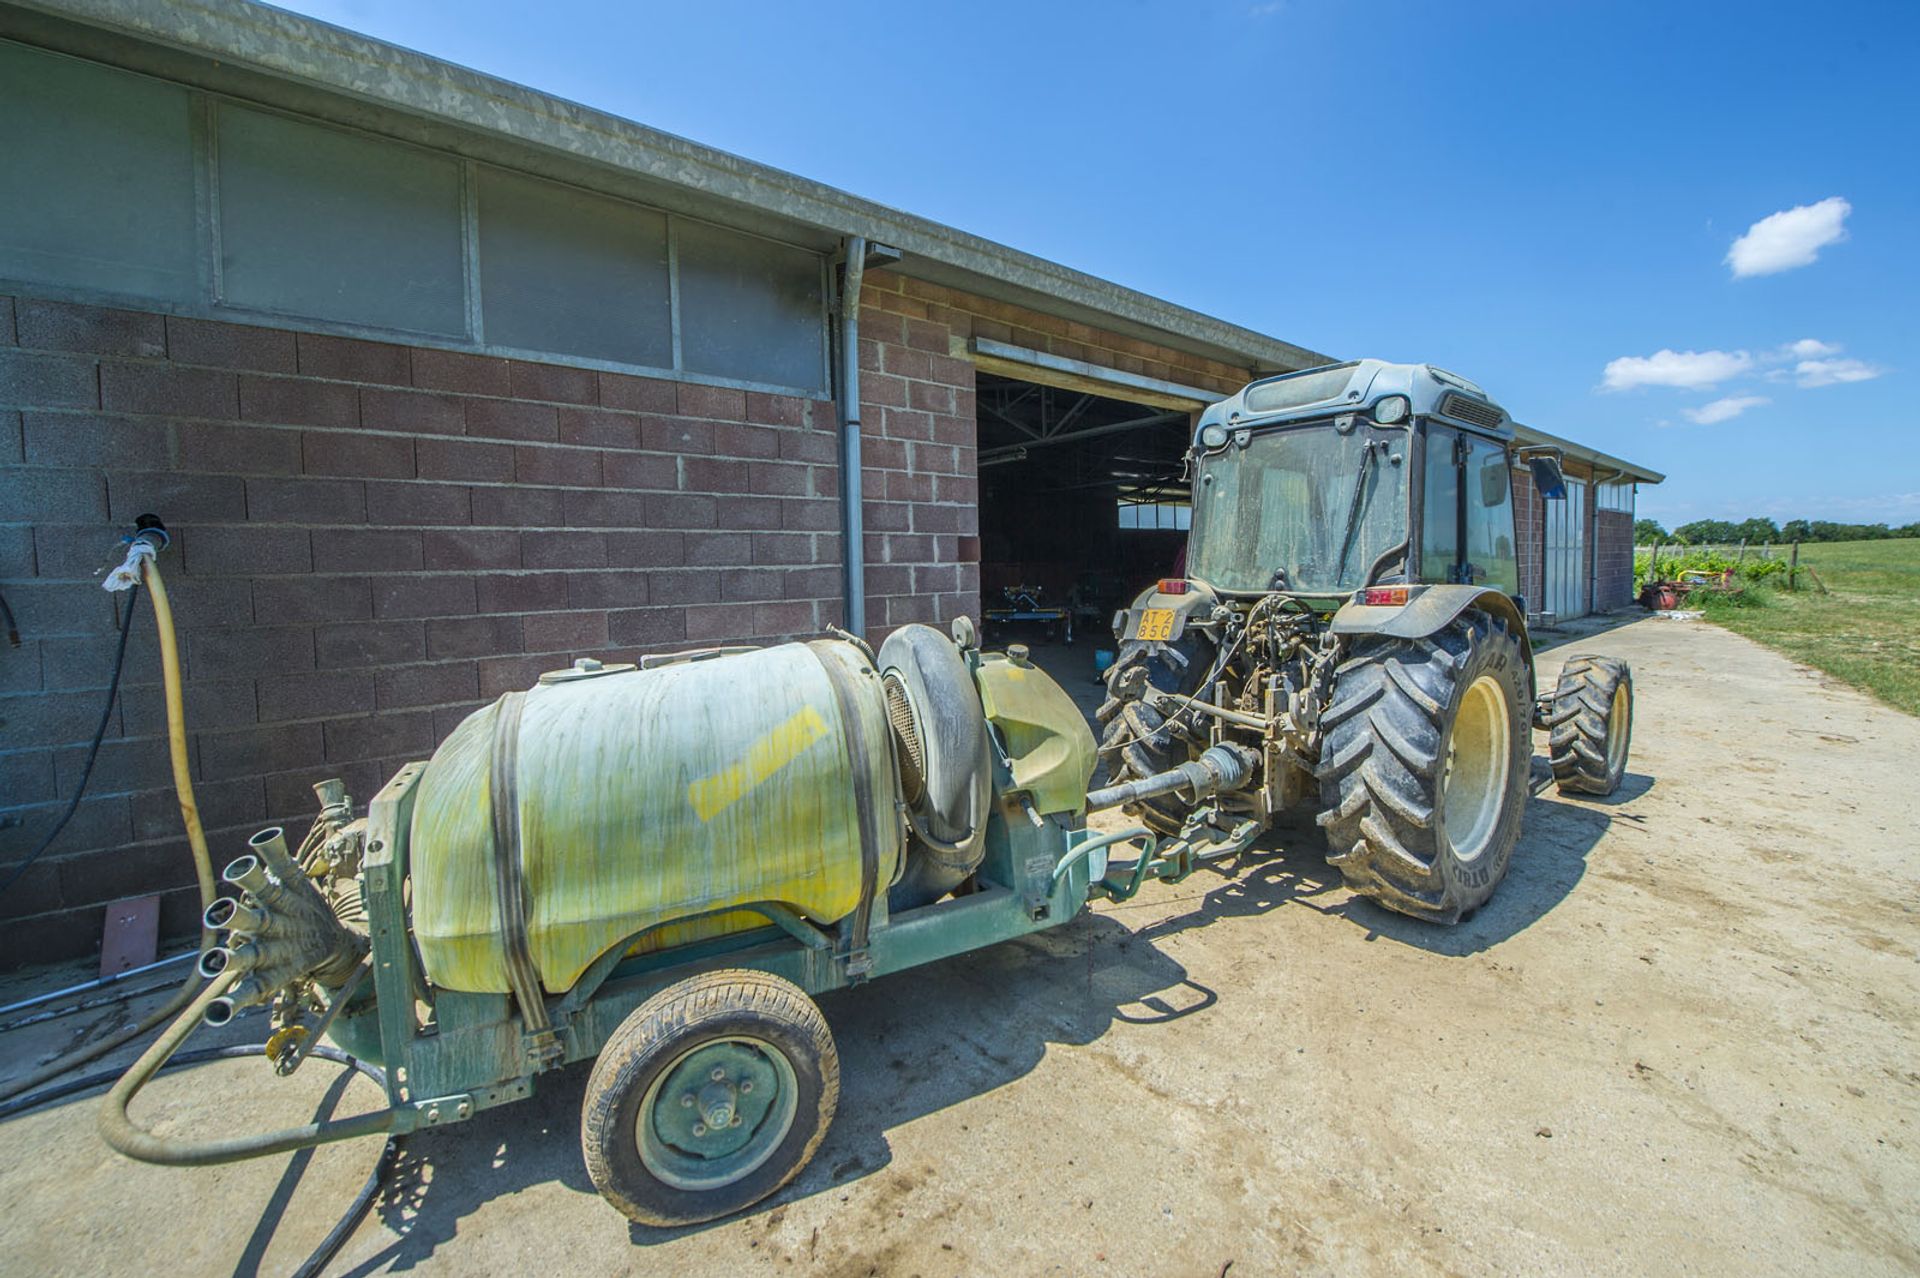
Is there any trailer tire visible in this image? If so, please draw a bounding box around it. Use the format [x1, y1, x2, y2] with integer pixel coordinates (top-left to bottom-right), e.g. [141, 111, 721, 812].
[582, 969, 838, 1227]
[1094, 633, 1213, 835]
[1315, 609, 1530, 924]
[1546, 655, 1633, 796]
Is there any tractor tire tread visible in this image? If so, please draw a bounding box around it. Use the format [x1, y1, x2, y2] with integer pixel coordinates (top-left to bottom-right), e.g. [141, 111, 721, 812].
[1314, 610, 1529, 925]
[1547, 655, 1632, 796]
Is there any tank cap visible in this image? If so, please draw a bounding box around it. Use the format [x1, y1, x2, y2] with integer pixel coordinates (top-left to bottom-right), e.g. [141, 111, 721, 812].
[1007, 643, 1031, 666]
[537, 657, 637, 685]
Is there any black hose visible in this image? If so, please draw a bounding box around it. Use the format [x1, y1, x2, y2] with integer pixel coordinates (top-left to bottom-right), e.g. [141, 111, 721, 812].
[0, 582, 139, 897]
[0, 1042, 397, 1278]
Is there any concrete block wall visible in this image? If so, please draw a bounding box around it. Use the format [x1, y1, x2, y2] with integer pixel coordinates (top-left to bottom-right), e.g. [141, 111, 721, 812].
[1594, 509, 1634, 610]
[0, 292, 863, 967]
[855, 269, 1251, 640]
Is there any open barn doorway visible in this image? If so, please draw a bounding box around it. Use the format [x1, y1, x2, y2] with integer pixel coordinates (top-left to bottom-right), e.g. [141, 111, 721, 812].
[974, 372, 1195, 716]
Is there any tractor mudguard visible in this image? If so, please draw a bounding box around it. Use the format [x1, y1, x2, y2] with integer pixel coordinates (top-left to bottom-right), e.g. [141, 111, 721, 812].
[1113, 579, 1218, 644]
[1329, 584, 1533, 669]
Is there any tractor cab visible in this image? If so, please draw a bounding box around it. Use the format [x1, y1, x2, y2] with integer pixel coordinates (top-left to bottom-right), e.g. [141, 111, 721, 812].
[1101, 359, 1623, 928]
[1184, 360, 1548, 607]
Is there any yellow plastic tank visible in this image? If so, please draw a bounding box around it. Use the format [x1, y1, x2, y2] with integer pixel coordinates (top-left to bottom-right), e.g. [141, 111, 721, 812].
[407, 642, 902, 993]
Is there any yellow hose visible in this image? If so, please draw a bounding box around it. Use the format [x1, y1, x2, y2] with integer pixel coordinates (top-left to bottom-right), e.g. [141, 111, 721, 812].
[145, 564, 218, 908]
[0, 557, 219, 1104]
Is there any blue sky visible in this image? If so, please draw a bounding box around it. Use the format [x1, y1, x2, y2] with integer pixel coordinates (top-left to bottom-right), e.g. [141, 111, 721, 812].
[282, 0, 1918, 529]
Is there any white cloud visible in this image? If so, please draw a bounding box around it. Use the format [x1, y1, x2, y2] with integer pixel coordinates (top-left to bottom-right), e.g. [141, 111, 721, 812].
[1681, 395, 1769, 425]
[1783, 338, 1840, 359]
[1726, 197, 1851, 278]
[1793, 357, 1885, 388]
[1602, 348, 1753, 391]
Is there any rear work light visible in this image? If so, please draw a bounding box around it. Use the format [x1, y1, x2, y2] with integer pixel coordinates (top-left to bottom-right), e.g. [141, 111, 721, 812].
[1156, 578, 1189, 596]
[1361, 586, 1410, 606]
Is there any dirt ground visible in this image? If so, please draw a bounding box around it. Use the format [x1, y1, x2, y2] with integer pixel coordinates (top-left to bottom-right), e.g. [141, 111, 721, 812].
[1, 613, 1915, 1276]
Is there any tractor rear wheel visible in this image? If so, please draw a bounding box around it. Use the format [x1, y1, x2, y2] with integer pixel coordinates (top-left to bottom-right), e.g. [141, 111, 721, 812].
[1095, 633, 1213, 835]
[1546, 655, 1633, 795]
[1315, 609, 1530, 924]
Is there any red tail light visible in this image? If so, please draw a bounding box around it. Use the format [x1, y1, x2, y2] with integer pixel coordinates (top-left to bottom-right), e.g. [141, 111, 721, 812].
[1362, 586, 1410, 606]
[1156, 578, 1189, 596]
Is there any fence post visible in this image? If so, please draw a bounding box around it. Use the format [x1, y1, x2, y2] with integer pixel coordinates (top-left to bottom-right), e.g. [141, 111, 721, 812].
[1789, 541, 1800, 591]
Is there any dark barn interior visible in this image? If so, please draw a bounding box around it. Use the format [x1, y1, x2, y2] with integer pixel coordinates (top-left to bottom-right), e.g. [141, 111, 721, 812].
[974, 373, 1194, 650]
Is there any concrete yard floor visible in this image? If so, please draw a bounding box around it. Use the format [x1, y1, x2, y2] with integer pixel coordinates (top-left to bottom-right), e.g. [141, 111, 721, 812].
[1, 614, 1915, 1275]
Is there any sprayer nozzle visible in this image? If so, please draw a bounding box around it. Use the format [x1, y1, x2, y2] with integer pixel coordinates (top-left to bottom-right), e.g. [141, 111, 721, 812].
[222, 854, 269, 896]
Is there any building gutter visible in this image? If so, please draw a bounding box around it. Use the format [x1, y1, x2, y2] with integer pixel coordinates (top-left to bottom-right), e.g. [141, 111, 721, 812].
[1512, 423, 1664, 485]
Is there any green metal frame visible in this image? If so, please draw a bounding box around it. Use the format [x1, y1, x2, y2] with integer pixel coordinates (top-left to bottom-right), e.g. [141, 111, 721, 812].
[328, 746, 1201, 1137]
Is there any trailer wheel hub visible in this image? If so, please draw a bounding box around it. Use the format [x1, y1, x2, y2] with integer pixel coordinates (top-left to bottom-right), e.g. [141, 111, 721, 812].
[639, 1036, 798, 1190]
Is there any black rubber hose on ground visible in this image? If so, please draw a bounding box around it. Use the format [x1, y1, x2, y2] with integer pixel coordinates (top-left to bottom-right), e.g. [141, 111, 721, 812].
[0, 582, 138, 897]
[0, 1043, 398, 1278]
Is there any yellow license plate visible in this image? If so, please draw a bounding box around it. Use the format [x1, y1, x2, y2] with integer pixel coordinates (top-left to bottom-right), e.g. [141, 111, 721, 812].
[1136, 608, 1175, 641]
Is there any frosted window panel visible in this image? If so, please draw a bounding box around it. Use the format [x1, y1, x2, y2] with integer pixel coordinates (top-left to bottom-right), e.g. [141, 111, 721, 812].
[0, 41, 197, 302]
[478, 167, 671, 366]
[676, 219, 826, 390]
[217, 105, 466, 335]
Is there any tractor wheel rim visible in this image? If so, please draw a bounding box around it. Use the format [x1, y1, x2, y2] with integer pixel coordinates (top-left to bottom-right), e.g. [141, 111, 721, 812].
[1443, 675, 1512, 864]
[638, 1035, 798, 1192]
[1606, 683, 1630, 775]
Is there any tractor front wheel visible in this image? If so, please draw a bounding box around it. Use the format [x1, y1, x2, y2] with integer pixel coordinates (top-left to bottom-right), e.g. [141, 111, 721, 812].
[1315, 609, 1530, 924]
[1547, 655, 1633, 795]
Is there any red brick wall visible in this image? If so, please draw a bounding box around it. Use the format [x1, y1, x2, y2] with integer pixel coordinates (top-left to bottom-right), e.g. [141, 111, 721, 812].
[854, 270, 1253, 640]
[0, 293, 853, 967]
[1595, 509, 1634, 610]
[0, 277, 1279, 970]
[855, 296, 979, 637]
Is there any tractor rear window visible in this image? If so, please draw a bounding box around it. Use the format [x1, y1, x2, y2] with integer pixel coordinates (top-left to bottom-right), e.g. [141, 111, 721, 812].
[1187, 423, 1408, 594]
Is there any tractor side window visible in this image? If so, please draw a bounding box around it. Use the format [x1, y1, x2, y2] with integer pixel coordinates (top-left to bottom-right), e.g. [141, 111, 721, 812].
[1465, 436, 1519, 592]
[1420, 424, 1460, 581]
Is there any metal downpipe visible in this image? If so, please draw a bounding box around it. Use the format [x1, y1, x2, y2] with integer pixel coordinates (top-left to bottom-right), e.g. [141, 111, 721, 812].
[839, 236, 868, 636]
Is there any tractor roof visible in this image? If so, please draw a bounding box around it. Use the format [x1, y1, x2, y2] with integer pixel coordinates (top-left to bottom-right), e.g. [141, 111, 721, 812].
[1197, 360, 1513, 440]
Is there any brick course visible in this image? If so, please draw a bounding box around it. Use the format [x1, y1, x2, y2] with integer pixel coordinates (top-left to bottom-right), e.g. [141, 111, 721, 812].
[3, 275, 1305, 969]
[0, 296, 842, 967]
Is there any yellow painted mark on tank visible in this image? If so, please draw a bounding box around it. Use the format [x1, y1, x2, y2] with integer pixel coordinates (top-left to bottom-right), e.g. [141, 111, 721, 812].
[688, 704, 832, 821]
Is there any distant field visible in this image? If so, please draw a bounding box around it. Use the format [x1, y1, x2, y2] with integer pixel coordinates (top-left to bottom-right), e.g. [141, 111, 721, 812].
[1701, 539, 1920, 716]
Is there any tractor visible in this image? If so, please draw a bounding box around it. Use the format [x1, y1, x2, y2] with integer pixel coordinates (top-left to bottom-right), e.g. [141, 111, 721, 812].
[1095, 360, 1634, 923]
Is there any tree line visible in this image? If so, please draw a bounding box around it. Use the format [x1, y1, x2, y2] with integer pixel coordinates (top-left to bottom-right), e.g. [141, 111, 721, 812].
[1634, 517, 1920, 545]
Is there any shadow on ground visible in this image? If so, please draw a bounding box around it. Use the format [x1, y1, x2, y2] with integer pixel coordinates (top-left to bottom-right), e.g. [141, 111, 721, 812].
[335, 625, 1656, 1267]
[334, 908, 1199, 1268]
[1336, 765, 1653, 956]
[1527, 608, 1647, 657]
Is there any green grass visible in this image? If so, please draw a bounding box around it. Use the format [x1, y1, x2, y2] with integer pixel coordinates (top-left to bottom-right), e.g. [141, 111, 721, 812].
[1688, 539, 1920, 716]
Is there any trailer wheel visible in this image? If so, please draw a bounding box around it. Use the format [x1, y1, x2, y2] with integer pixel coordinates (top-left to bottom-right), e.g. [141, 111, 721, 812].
[581, 969, 838, 1227]
[1315, 609, 1530, 924]
[1546, 655, 1633, 795]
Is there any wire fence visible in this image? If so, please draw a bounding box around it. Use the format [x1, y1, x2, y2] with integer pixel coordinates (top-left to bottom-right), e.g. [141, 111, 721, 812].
[1634, 541, 1788, 562]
